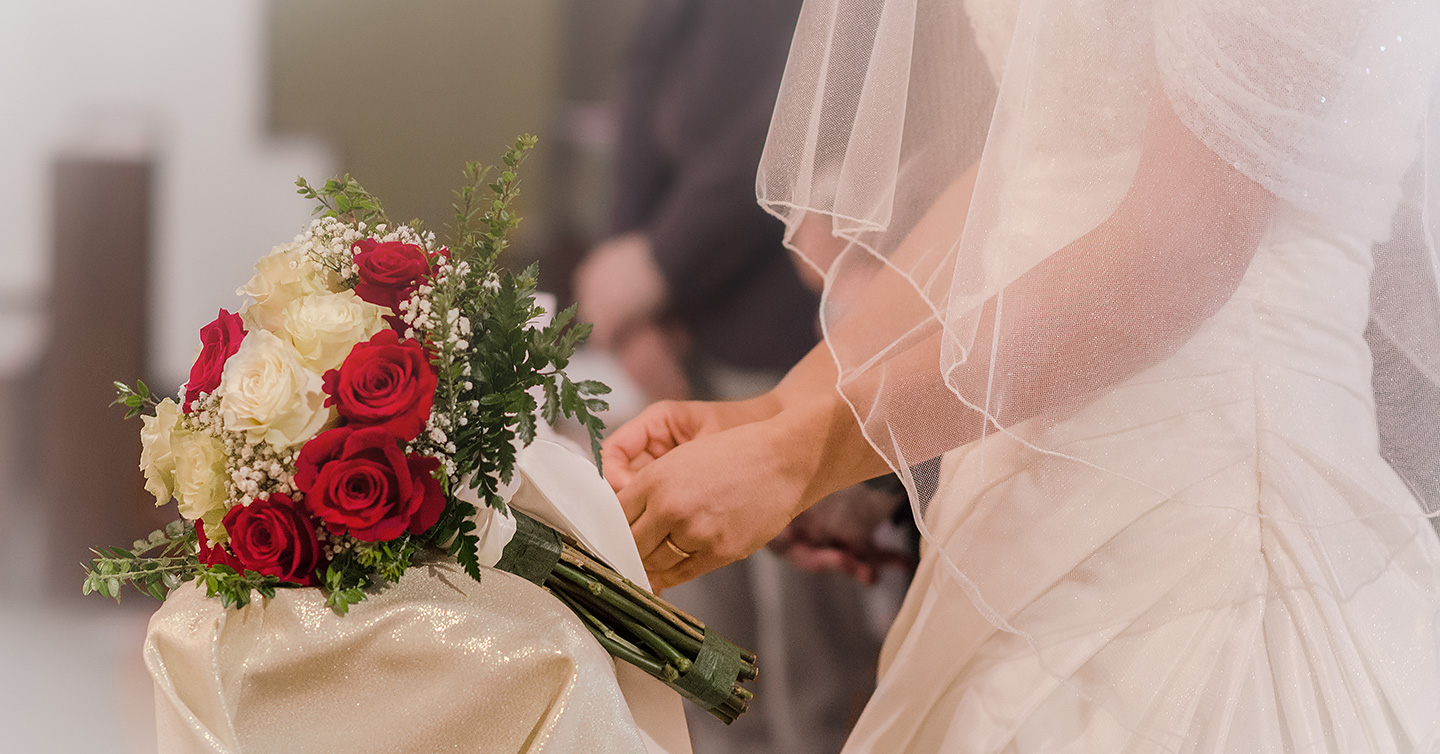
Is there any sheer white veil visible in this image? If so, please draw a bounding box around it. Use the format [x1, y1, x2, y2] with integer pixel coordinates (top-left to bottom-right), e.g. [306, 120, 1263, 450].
[759, 0, 1440, 746]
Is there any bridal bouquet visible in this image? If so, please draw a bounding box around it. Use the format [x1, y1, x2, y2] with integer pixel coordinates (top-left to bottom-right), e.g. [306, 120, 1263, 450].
[83, 138, 757, 723]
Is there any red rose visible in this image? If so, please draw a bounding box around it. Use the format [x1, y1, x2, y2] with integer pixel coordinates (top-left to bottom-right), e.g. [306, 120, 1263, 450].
[322, 330, 436, 441]
[196, 520, 243, 571]
[295, 426, 445, 542]
[184, 309, 246, 411]
[294, 423, 348, 492]
[222, 493, 324, 585]
[352, 239, 431, 311]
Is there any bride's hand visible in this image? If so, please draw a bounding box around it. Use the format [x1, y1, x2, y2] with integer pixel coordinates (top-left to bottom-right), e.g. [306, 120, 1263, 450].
[619, 395, 891, 590]
[608, 347, 892, 588]
[618, 413, 818, 590]
[601, 344, 854, 495]
[601, 395, 780, 493]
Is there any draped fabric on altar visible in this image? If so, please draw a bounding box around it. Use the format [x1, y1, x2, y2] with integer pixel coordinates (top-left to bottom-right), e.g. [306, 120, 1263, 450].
[759, 0, 1440, 750]
[145, 440, 692, 754]
[148, 562, 647, 754]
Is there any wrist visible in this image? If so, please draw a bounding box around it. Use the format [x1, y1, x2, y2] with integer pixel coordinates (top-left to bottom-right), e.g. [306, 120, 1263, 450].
[771, 347, 840, 411]
[762, 390, 890, 516]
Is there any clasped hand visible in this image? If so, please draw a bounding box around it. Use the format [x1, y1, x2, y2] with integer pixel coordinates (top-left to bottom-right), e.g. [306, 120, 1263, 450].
[602, 392, 897, 590]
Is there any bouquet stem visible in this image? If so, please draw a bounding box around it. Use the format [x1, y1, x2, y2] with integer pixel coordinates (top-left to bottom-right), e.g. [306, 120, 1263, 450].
[495, 511, 758, 724]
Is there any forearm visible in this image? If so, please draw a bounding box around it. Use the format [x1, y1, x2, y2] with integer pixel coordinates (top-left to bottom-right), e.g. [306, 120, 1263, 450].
[945, 99, 1275, 429]
[771, 160, 983, 401]
[758, 99, 1275, 508]
[755, 163, 985, 499]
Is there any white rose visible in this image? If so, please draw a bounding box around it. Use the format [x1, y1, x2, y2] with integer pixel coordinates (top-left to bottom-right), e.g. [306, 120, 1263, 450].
[138, 398, 182, 505]
[238, 243, 341, 332]
[201, 516, 229, 546]
[280, 290, 386, 372]
[219, 329, 333, 448]
[171, 427, 228, 524]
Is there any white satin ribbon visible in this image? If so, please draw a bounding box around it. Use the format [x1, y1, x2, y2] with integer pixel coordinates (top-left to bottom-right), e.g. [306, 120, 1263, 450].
[470, 495, 518, 568]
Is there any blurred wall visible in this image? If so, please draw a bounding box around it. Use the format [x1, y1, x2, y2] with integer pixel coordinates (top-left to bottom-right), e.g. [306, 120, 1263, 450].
[266, 0, 648, 272]
[0, 2, 336, 750]
[0, 1, 336, 608]
[0, 3, 647, 749]
[549, 0, 648, 242]
[267, 0, 564, 253]
[0, 0, 335, 389]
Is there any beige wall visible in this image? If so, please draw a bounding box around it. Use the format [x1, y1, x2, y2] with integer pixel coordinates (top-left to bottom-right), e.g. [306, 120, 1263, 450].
[267, 0, 564, 247]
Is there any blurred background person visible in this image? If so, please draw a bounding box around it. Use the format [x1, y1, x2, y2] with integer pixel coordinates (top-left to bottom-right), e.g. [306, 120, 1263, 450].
[573, 1, 911, 752]
[574, 0, 819, 403]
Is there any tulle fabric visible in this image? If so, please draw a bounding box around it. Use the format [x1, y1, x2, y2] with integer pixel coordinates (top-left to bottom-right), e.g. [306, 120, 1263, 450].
[757, 0, 1440, 750]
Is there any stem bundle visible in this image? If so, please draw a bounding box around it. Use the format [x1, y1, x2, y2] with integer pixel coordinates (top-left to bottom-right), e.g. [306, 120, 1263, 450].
[494, 511, 759, 724]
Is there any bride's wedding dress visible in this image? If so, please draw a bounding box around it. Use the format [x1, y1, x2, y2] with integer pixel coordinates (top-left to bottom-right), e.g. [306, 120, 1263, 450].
[848, 201, 1440, 751]
[757, 0, 1440, 750]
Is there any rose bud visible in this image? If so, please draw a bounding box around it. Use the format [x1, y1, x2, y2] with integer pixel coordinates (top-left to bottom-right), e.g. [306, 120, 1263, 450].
[322, 330, 437, 441]
[184, 309, 246, 411]
[295, 426, 445, 542]
[222, 493, 324, 585]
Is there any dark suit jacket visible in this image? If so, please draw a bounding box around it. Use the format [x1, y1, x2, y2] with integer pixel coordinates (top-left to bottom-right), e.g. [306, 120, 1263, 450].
[610, 0, 819, 371]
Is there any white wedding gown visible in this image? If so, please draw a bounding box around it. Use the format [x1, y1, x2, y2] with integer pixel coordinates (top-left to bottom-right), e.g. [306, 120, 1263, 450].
[850, 202, 1440, 753]
[837, 2, 1440, 752]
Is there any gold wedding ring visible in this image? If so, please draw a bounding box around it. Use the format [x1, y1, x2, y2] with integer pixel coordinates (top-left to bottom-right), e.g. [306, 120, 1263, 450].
[661, 537, 692, 560]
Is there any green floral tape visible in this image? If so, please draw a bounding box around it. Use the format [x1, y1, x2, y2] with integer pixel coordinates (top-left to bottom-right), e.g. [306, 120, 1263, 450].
[493, 511, 562, 586]
[673, 629, 745, 711]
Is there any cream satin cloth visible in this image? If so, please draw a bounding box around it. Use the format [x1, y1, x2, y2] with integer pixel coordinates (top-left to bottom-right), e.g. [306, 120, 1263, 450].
[145, 439, 693, 754]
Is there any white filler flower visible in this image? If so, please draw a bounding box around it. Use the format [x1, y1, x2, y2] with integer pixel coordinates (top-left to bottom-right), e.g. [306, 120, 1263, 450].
[219, 329, 332, 448]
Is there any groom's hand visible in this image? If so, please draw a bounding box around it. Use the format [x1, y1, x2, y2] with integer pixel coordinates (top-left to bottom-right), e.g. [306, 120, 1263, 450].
[574, 233, 668, 349]
[769, 482, 911, 584]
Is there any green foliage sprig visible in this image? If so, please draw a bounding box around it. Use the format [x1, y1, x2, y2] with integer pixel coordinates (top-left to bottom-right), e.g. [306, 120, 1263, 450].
[83, 520, 287, 609]
[416, 135, 610, 584]
[110, 380, 156, 420]
[295, 174, 391, 229]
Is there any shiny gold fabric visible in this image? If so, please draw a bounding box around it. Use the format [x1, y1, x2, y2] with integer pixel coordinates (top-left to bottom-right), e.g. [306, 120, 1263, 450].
[146, 557, 649, 754]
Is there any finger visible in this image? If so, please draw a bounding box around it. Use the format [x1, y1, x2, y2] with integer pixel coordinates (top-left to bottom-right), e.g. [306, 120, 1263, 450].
[601, 405, 677, 472]
[616, 481, 647, 526]
[784, 545, 850, 575]
[650, 551, 720, 592]
[629, 502, 677, 564]
[602, 419, 670, 494]
[601, 444, 646, 493]
[641, 536, 693, 573]
[605, 450, 658, 496]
